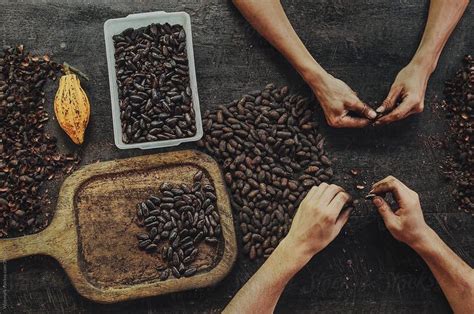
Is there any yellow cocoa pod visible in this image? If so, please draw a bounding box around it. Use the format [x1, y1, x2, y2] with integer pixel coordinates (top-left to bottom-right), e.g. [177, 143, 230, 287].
[54, 64, 90, 144]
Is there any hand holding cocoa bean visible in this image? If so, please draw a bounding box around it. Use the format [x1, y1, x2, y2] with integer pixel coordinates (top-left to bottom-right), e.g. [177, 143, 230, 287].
[370, 176, 431, 247]
[375, 63, 429, 125]
[309, 74, 377, 128]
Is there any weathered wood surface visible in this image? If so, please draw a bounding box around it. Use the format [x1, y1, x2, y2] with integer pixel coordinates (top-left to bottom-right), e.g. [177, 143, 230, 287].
[0, 151, 237, 303]
[0, 0, 472, 312]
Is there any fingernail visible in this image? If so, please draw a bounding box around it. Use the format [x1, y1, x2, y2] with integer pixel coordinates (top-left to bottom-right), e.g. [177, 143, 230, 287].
[376, 106, 385, 113]
[365, 193, 376, 200]
[373, 197, 382, 206]
[368, 110, 377, 119]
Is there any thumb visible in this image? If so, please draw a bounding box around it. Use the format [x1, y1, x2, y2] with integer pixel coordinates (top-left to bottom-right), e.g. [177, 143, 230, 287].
[373, 196, 397, 226]
[377, 85, 402, 114]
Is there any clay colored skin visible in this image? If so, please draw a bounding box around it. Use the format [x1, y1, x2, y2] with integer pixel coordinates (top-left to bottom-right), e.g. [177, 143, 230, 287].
[54, 63, 90, 144]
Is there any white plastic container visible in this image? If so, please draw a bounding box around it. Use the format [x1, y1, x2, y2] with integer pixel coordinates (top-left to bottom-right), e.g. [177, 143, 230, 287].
[104, 11, 203, 150]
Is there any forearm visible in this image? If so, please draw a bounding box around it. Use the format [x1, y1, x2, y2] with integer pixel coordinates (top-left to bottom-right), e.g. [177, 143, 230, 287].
[412, 227, 474, 313]
[410, 0, 469, 73]
[232, 0, 327, 85]
[224, 239, 309, 314]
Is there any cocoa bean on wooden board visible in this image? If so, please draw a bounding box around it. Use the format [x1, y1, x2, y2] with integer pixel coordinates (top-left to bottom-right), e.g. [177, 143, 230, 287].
[135, 171, 222, 279]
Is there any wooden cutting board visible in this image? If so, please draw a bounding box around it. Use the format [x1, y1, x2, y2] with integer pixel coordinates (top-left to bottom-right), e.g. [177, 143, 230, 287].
[0, 150, 237, 303]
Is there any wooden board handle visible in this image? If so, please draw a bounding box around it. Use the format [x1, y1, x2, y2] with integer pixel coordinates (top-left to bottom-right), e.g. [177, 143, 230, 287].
[0, 215, 74, 261]
[0, 182, 76, 262]
[0, 228, 55, 261]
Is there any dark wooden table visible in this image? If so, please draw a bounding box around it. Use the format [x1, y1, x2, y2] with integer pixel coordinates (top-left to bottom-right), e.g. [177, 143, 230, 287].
[1, 0, 473, 313]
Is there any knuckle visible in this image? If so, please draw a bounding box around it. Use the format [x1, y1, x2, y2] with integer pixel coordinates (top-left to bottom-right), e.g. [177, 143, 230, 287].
[414, 103, 424, 113]
[394, 223, 403, 232]
[386, 222, 395, 230]
[386, 221, 400, 232]
[393, 180, 402, 188]
[392, 225, 402, 234]
[328, 116, 343, 128]
[326, 117, 338, 127]
[392, 112, 403, 120]
[411, 191, 420, 201]
[386, 175, 396, 183]
[341, 192, 350, 201]
[347, 101, 357, 110]
[392, 178, 401, 186]
[333, 121, 343, 128]
[323, 214, 334, 224]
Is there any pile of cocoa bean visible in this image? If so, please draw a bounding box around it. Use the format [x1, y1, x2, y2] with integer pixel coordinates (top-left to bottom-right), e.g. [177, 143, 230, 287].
[198, 83, 334, 259]
[0, 45, 80, 238]
[441, 55, 473, 213]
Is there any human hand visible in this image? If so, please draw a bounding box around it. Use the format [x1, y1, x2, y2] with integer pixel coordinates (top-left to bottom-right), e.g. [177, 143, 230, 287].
[309, 74, 377, 128]
[371, 176, 432, 247]
[282, 183, 352, 264]
[375, 63, 430, 125]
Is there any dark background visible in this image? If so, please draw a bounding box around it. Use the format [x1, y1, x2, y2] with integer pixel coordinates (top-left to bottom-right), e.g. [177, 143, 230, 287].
[1, 0, 473, 313]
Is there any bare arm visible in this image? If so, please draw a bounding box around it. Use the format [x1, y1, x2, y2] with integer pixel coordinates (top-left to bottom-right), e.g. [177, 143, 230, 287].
[413, 229, 474, 313]
[371, 176, 474, 313]
[224, 183, 352, 313]
[377, 0, 469, 125]
[232, 0, 376, 128]
[223, 238, 308, 314]
[412, 0, 469, 71]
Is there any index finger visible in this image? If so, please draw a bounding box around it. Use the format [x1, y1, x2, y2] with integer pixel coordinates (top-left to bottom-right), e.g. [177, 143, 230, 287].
[376, 85, 402, 114]
[337, 115, 372, 128]
[347, 101, 377, 120]
[371, 176, 410, 203]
